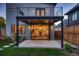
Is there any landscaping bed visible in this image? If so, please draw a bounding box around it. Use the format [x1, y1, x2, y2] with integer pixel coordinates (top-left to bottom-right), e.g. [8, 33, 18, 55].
[0, 37, 14, 48]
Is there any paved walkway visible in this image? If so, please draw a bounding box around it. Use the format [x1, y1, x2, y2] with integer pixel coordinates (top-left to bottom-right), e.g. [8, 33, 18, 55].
[19, 40, 61, 48]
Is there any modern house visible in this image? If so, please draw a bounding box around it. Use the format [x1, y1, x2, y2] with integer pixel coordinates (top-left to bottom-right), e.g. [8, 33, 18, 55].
[64, 4, 79, 46]
[6, 3, 64, 48]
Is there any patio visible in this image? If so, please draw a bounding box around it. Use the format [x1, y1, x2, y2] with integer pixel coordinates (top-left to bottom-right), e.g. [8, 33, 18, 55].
[19, 40, 61, 48]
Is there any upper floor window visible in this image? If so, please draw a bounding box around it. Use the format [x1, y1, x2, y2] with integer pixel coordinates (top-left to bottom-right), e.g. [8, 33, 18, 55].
[36, 8, 45, 16]
[72, 11, 77, 21]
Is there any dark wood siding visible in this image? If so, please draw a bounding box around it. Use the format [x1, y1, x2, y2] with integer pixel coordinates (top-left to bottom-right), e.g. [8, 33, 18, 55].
[68, 10, 79, 26]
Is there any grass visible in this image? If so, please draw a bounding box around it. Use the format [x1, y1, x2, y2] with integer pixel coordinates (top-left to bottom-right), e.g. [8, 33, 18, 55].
[0, 37, 64, 56]
[0, 47, 64, 56]
[0, 40, 10, 48]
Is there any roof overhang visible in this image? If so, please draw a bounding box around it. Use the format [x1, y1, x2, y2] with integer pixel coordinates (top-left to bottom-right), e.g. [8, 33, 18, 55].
[16, 16, 63, 25]
[16, 16, 63, 20]
[65, 4, 79, 15]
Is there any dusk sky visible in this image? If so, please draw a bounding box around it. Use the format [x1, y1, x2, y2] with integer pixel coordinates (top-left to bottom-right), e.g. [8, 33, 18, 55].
[0, 3, 6, 19]
[0, 3, 77, 20]
[57, 3, 77, 19]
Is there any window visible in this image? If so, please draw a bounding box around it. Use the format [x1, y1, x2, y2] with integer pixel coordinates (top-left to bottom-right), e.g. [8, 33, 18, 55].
[74, 11, 77, 20]
[36, 8, 45, 16]
[12, 24, 25, 34]
[72, 11, 77, 21]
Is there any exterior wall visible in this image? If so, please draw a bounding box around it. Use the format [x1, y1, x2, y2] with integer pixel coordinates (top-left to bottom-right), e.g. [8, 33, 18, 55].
[68, 10, 79, 26]
[6, 8, 17, 36]
[6, 3, 55, 37]
[50, 26, 55, 40]
[25, 24, 31, 40]
[64, 9, 79, 46]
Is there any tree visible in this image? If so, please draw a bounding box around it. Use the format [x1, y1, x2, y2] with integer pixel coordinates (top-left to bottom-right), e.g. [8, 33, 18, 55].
[0, 16, 6, 28]
[0, 17, 6, 40]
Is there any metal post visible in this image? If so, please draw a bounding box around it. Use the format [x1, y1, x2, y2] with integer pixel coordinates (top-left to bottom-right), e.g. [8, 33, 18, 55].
[61, 19, 64, 48]
[16, 7, 19, 47]
[16, 19, 19, 47]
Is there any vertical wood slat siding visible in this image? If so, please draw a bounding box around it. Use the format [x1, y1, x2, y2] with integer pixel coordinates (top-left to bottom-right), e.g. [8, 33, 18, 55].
[64, 25, 79, 46]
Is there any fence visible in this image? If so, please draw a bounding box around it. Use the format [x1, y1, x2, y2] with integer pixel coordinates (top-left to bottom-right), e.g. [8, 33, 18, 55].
[55, 31, 61, 40]
[0, 28, 6, 40]
[64, 25, 79, 46]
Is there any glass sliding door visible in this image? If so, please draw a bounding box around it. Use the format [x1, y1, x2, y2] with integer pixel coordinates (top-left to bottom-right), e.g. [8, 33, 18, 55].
[30, 25, 49, 40]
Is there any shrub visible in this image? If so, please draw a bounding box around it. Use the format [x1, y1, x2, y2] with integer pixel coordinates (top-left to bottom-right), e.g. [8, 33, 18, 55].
[64, 44, 74, 53]
[3, 36, 14, 43]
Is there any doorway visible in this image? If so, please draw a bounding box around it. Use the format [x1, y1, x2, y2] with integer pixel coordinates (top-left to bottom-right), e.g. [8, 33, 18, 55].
[30, 25, 49, 40]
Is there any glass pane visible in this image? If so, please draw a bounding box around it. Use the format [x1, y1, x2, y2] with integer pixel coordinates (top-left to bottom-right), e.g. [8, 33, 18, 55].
[31, 25, 49, 40]
[36, 10, 40, 16]
[12, 24, 25, 34]
[41, 10, 45, 16]
[74, 11, 77, 20]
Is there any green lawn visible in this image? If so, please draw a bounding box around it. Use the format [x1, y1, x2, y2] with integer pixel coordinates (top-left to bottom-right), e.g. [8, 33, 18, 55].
[0, 47, 64, 56]
[0, 40, 10, 48]
[0, 37, 64, 56]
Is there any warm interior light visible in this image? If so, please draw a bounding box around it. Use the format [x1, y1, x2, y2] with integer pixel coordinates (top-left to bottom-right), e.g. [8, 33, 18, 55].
[31, 25, 49, 39]
[39, 27, 42, 29]
[12, 24, 25, 33]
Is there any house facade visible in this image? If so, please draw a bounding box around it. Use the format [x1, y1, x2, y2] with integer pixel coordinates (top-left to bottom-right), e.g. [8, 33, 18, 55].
[64, 4, 79, 46]
[6, 3, 64, 47]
